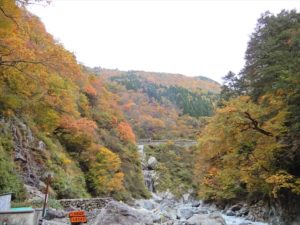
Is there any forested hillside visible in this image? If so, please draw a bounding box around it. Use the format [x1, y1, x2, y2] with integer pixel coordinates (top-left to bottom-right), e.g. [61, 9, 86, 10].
[95, 68, 220, 93]
[90, 69, 219, 139]
[195, 10, 300, 213]
[2, 2, 299, 224]
[0, 0, 149, 202]
[0, 0, 219, 204]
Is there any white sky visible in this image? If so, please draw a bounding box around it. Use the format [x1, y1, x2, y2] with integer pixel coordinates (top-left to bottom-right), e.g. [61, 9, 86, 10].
[28, 0, 300, 83]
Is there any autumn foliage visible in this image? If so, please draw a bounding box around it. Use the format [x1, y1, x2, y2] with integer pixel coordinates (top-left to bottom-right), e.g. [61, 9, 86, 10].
[117, 122, 136, 144]
[0, 0, 148, 200]
[195, 11, 300, 202]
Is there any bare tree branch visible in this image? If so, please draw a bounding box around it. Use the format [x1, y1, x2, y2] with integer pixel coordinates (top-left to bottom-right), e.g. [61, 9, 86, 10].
[243, 111, 273, 136]
[0, 58, 49, 67]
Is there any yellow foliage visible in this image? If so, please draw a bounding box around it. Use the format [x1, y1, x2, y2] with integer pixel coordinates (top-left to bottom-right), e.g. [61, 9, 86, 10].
[195, 95, 288, 200]
[88, 146, 124, 195]
[266, 171, 300, 198]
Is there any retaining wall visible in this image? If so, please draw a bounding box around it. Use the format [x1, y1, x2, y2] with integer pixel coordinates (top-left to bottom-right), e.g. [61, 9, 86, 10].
[59, 197, 112, 211]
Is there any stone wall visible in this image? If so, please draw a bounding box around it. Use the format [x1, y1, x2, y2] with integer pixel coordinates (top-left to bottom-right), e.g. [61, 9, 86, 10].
[58, 198, 112, 211]
[0, 210, 39, 225]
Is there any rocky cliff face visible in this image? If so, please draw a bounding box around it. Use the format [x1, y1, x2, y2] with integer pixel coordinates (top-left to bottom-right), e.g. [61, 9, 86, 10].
[0, 117, 47, 191]
[9, 117, 47, 187]
[269, 194, 300, 225]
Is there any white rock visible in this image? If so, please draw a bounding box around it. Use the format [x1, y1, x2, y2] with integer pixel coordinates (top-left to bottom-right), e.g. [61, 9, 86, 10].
[147, 156, 158, 170]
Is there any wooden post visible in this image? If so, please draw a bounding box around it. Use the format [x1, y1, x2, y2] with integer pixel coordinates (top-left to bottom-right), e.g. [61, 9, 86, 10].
[42, 174, 52, 218]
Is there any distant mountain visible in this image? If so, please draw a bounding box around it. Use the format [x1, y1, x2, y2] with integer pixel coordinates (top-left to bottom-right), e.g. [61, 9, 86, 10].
[194, 75, 220, 85]
[92, 68, 221, 94]
[89, 68, 220, 139]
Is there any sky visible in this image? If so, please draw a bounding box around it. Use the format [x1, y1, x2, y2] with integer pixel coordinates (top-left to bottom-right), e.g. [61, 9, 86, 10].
[28, 0, 300, 83]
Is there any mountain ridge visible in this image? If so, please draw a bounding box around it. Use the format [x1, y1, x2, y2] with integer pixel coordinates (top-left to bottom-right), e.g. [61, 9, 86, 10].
[89, 67, 221, 93]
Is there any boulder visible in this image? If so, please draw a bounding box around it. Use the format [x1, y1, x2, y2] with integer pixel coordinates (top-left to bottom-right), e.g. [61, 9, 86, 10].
[147, 156, 158, 170]
[209, 212, 226, 224]
[162, 207, 177, 220]
[177, 207, 194, 220]
[193, 207, 209, 214]
[151, 193, 163, 203]
[229, 203, 243, 212]
[225, 211, 236, 216]
[187, 213, 226, 225]
[236, 206, 249, 217]
[94, 200, 154, 225]
[45, 208, 67, 220]
[225, 203, 249, 217]
[191, 201, 202, 208]
[135, 199, 158, 210]
[151, 212, 162, 223]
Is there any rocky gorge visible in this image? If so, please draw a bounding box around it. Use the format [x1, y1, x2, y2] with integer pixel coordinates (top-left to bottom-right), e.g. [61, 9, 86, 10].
[42, 144, 270, 225]
[1, 117, 297, 225]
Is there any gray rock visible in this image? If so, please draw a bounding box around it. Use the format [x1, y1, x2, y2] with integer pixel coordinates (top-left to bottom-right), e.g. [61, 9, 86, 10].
[147, 156, 158, 170]
[95, 200, 154, 225]
[162, 220, 175, 225]
[182, 193, 190, 203]
[229, 204, 243, 212]
[226, 211, 236, 216]
[151, 193, 163, 203]
[162, 208, 177, 220]
[42, 220, 69, 225]
[177, 207, 194, 220]
[45, 208, 67, 220]
[151, 213, 162, 223]
[191, 201, 202, 208]
[187, 213, 226, 225]
[236, 206, 249, 217]
[135, 199, 158, 210]
[193, 207, 209, 214]
[208, 212, 226, 224]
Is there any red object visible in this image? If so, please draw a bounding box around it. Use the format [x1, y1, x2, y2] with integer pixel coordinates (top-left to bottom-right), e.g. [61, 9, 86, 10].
[69, 210, 85, 217]
[69, 210, 87, 224]
[70, 217, 87, 223]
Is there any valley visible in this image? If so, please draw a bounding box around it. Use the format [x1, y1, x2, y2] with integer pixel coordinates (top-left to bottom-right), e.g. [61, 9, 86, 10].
[0, 1, 300, 225]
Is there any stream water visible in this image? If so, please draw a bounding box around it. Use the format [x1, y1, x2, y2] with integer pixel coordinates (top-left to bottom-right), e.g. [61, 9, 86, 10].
[137, 144, 268, 225]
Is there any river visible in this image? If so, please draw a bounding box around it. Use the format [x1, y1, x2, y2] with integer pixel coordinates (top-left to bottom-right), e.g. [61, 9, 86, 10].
[137, 144, 268, 225]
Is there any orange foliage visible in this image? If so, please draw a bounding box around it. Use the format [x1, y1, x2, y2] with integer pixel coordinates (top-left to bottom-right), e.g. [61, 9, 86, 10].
[117, 122, 136, 144]
[84, 84, 97, 96]
[123, 101, 135, 111]
[59, 115, 97, 138]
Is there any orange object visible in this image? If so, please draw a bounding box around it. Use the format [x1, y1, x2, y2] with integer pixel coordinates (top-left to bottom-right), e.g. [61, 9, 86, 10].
[70, 216, 87, 223]
[69, 210, 86, 217]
